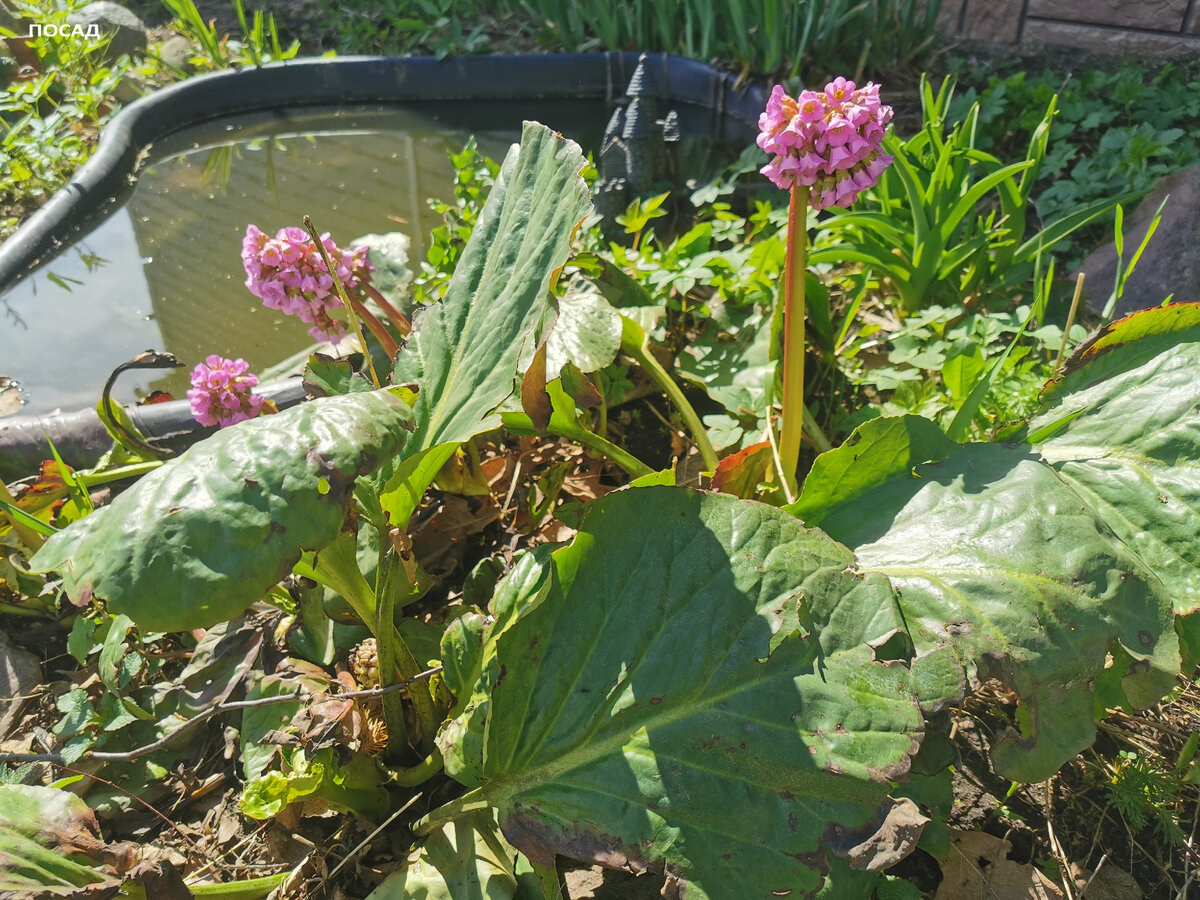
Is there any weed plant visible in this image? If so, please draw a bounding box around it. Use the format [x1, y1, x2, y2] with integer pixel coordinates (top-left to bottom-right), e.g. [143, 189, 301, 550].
[0, 0, 297, 240]
[319, 0, 941, 78]
[946, 60, 1200, 257]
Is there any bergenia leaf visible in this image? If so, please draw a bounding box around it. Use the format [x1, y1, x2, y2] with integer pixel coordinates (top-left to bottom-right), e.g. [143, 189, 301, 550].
[0, 786, 116, 895]
[544, 281, 622, 376]
[1022, 302, 1200, 615]
[433, 486, 924, 899]
[31, 390, 414, 632]
[389, 122, 589, 453]
[380, 121, 590, 525]
[367, 810, 541, 900]
[793, 416, 1178, 782]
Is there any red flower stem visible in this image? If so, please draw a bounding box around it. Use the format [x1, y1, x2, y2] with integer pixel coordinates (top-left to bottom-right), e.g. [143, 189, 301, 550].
[361, 282, 412, 337]
[348, 295, 400, 359]
[779, 185, 809, 495]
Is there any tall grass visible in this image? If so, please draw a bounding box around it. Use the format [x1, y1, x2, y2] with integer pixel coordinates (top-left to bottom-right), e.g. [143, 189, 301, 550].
[515, 0, 942, 79]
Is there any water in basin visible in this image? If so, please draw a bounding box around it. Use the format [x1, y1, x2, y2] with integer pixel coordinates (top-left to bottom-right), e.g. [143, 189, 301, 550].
[0, 106, 517, 417]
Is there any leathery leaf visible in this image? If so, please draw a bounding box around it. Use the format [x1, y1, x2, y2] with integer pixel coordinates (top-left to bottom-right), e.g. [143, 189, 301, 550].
[1022, 302, 1200, 615]
[380, 121, 590, 526]
[30, 390, 414, 632]
[367, 810, 542, 900]
[390, 122, 589, 456]
[433, 487, 924, 899]
[794, 417, 1178, 782]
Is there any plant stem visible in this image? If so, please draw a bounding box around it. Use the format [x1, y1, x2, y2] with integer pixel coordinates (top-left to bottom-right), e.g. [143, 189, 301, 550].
[802, 404, 833, 454]
[779, 186, 810, 494]
[0, 600, 53, 618]
[303, 216, 381, 388]
[361, 282, 412, 336]
[347, 295, 400, 359]
[1055, 272, 1086, 370]
[500, 412, 655, 478]
[374, 548, 410, 760]
[558, 419, 655, 478]
[380, 530, 444, 755]
[414, 788, 492, 837]
[77, 461, 162, 487]
[384, 749, 444, 787]
[189, 873, 290, 899]
[619, 319, 719, 473]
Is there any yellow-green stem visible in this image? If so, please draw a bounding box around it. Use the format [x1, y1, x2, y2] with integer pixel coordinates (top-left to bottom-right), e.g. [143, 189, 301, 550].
[375, 546, 439, 758]
[619, 319, 719, 473]
[414, 787, 491, 836]
[779, 186, 809, 495]
[1055, 272, 1086, 370]
[385, 749, 444, 787]
[303, 216, 381, 388]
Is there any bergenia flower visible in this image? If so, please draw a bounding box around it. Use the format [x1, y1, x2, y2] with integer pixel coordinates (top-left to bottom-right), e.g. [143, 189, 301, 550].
[241, 225, 374, 342]
[757, 78, 894, 210]
[188, 355, 268, 428]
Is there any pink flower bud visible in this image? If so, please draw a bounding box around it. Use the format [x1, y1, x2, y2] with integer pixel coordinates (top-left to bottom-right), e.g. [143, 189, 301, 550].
[188, 356, 268, 428]
[757, 77, 893, 207]
[240, 225, 376, 343]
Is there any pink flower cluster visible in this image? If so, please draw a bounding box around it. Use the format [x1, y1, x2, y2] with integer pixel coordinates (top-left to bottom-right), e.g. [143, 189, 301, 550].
[241, 225, 374, 342]
[188, 355, 268, 428]
[757, 76, 894, 210]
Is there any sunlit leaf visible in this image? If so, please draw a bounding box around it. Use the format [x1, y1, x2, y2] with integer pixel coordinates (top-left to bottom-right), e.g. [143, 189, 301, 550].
[434, 487, 924, 898]
[31, 391, 414, 632]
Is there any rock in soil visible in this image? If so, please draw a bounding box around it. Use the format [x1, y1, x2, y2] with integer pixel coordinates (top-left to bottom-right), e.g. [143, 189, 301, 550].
[0, 628, 41, 739]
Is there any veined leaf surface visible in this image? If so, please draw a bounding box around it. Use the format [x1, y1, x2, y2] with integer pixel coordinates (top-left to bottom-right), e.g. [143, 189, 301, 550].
[793, 417, 1178, 782]
[435, 487, 924, 899]
[1023, 302, 1200, 615]
[381, 121, 590, 524]
[31, 391, 414, 632]
[367, 810, 542, 900]
[390, 122, 589, 456]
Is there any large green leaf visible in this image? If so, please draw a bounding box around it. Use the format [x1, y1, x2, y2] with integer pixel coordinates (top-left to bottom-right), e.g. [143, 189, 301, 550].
[0, 786, 114, 895]
[433, 487, 924, 899]
[792, 417, 1178, 782]
[1021, 303, 1200, 615]
[544, 281, 622, 376]
[381, 122, 590, 525]
[390, 122, 590, 457]
[367, 810, 542, 900]
[30, 390, 414, 632]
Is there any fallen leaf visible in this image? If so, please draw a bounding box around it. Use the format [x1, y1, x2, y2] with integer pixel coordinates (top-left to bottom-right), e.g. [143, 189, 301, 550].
[0, 631, 41, 740]
[832, 797, 928, 872]
[936, 829, 1064, 900]
[1071, 861, 1143, 899]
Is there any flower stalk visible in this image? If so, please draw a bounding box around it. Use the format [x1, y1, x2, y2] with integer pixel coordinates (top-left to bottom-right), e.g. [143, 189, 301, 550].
[757, 77, 894, 490]
[779, 186, 809, 493]
[619, 316, 720, 474]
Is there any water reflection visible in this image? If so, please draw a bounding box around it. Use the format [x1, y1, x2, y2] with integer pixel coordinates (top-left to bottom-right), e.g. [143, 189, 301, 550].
[0, 108, 513, 416]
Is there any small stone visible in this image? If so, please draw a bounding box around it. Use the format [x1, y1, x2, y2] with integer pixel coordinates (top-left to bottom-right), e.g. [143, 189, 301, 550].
[68, 1, 147, 61]
[156, 35, 193, 71]
[0, 629, 41, 740]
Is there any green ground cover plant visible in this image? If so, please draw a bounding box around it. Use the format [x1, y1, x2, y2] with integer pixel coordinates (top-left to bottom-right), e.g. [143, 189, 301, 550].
[4, 3, 1200, 896]
[0, 0, 297, 239]
[3, 115, 1199, 897]
[945, 59, 1200, 257]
